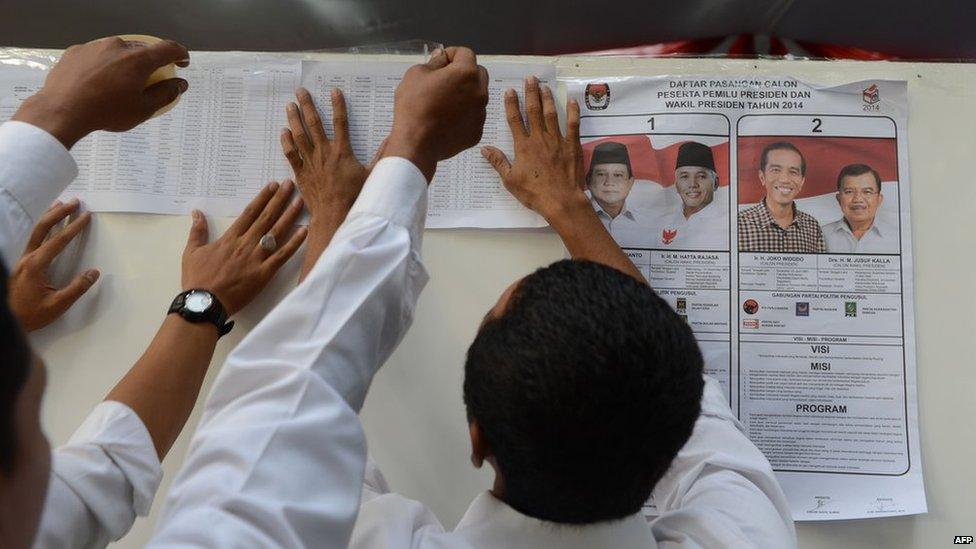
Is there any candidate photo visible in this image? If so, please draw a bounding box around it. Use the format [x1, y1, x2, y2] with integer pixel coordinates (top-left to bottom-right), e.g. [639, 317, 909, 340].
[656, 141, 729, 250]
[585, 141, 648, 246]
[822, 163, 898, 254]
[737, 135, 900, 255]
[582, 135, 730, 250]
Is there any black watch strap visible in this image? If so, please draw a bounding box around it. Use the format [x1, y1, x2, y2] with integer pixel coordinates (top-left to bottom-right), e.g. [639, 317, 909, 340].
[168, 289, 235, 337]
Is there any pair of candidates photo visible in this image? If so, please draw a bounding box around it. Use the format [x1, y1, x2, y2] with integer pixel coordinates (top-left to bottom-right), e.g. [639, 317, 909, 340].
[0, 38, 795, 548]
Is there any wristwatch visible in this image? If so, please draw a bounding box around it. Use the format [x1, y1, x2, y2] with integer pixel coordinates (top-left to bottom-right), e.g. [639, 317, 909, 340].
[168, 289, 234, 337]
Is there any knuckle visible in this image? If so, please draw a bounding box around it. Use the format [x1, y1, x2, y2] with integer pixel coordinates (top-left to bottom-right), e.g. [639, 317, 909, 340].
[404, 65, 424, 79]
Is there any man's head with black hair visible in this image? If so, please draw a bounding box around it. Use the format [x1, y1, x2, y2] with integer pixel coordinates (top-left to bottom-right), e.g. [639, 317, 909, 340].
[464, 260, 704, 524]
[0, 263, 53, 547]
[586, 141, 636, 219]
[758, 141, 806, 209]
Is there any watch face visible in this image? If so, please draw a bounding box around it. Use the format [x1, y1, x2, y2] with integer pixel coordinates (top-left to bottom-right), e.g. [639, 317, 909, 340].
[185, 291, 213, 313]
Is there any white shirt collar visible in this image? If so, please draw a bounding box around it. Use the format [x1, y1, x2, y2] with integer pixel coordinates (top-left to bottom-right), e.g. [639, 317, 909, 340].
[591, 197, 637, 222]
[454, 492, 656, 549]
[830, 217, 888, 238]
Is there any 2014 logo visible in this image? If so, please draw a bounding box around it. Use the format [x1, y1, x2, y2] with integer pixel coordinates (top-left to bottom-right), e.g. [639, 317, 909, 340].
[862, 84, 880, 112]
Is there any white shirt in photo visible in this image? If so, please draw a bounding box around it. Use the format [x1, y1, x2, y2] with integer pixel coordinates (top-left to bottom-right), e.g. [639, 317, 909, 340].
[822, 217, 899, 254]
[654, 199, 729, 250]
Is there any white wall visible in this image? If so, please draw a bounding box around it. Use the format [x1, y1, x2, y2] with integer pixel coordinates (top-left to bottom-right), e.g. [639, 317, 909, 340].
[30, 54, 975, 548]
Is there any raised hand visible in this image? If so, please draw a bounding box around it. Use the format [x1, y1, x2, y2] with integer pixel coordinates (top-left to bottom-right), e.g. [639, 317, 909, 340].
[9, 199, 99, 331]
[482, 76, 645, 283]
[382, 47, 489, 181]
[12, 37, 190, 148]
[281, 88, 369, 280]
[181, 181, 307, 316]
[481, 76, 588, 222]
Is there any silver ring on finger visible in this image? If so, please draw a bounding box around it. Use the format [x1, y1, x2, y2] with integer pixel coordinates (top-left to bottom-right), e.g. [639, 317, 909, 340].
[259, 233, 277, 252]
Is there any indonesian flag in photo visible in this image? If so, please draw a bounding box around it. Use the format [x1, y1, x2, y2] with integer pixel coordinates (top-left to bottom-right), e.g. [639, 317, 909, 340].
[582, 135, 730, 187]
[581, 134, 731, 219]
[737, 136, 899, 226]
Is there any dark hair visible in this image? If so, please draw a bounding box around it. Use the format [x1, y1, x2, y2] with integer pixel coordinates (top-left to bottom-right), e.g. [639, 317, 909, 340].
[463, 260, 704, 524]
[836, 163, 882, 192]
[0, 261, 32, 473]
[760, 141, 806, 176]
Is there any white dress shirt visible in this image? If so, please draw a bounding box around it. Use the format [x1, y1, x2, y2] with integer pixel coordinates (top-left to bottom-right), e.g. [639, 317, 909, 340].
[349, 376, 796, 548]
[655, 199, 729, 250]
[0, 121, 78, 269]
[822, 217, 899, 254]
[592, 198, 655, 248]
[0, 121, 166, 549]
[5, 119, 794, 548]
[149, 156, 429, 547]
[34, 403, 163, 549]
[2, 119, 432, 548]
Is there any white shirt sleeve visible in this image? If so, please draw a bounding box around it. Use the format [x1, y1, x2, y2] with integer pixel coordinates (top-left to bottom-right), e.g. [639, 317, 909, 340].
[0, 121, 78, 269]
[33, 401, 163, 549]
[650, 376, 797, 548]
[149, 157, 429, 548]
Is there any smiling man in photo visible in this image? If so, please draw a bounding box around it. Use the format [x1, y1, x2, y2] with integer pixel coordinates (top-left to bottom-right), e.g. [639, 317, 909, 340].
[657, 141, 727, 249]
[822, 163, 898, 254]
[585, 141, 648, 246]
[737, 141, 825, 253]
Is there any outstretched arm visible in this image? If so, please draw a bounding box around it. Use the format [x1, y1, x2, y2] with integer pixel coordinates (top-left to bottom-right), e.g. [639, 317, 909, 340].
[482, 76, 646, 284]
[1, 37, 189, 268]
[150, 47, 488, 547]
[34, 184, 306, 549]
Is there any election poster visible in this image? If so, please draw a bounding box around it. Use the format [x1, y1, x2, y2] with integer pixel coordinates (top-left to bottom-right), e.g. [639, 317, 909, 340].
[564, 75, 924, 521]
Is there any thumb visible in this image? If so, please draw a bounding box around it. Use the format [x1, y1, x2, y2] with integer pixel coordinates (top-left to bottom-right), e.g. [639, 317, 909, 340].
[185, 209, 209, 251]
[143, 78, 187, 115]
[481, 146, 512, 179]
[52, 269, 100, 310]
[426, 48, 448, 69]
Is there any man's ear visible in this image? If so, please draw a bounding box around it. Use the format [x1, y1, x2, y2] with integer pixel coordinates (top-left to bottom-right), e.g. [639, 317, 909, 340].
[469, 420, 488, 469]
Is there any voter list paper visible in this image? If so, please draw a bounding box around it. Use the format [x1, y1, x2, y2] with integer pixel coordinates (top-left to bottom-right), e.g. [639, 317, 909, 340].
[300, 59, 553, 228]
[2, 51, 554, 227]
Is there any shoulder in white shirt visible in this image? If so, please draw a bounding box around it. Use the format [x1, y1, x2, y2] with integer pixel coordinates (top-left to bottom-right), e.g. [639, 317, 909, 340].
[822, 217, 899, 254]
[655, 199, 729, 251]
[349, 376, 796, 549]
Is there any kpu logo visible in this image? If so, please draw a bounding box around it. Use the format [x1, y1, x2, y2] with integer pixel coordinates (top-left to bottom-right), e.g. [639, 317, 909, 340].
[585, 83, 610, 110]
